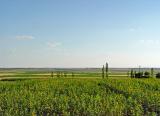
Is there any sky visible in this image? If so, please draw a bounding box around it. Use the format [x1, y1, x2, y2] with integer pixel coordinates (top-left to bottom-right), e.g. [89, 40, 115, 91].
[1, 0, 160, 68]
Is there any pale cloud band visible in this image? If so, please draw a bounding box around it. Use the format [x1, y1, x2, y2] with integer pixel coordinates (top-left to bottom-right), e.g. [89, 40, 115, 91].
[139, 39, 160, 45]
[46, 42, 62, 48]
[16, 35, 35, 40]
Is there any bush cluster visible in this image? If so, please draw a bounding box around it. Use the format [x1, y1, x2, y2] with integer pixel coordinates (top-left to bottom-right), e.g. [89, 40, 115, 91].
[156, 73, 160, 78]
[131, 71, 151, 78]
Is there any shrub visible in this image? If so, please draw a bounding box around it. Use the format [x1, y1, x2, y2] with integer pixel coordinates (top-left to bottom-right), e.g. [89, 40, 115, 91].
[130, 70, 134, 78]
[135, 72, 143, 78]
[156, 73, 160, 78]
[144, 71, 150, 78]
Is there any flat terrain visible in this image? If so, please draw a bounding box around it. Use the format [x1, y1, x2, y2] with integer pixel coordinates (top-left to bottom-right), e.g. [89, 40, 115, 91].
[0, 68, 129, 81]
[1, 78, 160, 115]
[0, 69, 160, 115]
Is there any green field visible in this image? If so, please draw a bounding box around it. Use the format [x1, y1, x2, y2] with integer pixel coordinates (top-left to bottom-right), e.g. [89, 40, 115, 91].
[0, 78, 160, 115]
[0, 69, 160, 116]
[0, 68, 131, 80]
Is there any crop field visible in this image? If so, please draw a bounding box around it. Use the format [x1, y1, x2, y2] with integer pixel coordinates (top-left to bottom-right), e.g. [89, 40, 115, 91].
[0, 69, 160, 116]
[0, 71, 160, 116]
[0, 68, 137, 80]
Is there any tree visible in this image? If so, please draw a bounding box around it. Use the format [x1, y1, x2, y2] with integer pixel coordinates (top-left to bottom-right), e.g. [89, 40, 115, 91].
[156, 73, 160, 78]
[60, 72, 63, 77]
[144, 71, 150, 78]
[127, 71, 130, 77]
[151, 68, 154, 78]
[56, 72, 60, 78]
[106, 62, 109, 78]
[102, 65, 105, 78]
[130, 69, 134, 78]
[51, 72, 53, 78]
[135, 72, 143, 78]
[72, 72, 75, 77]
[134, 71, 136, 78]
[64, 72, 67, 77]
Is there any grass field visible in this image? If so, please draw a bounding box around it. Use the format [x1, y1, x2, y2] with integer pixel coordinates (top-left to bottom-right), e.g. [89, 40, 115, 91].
[0, 69, 160, 116]
[0, 68, 129, 80]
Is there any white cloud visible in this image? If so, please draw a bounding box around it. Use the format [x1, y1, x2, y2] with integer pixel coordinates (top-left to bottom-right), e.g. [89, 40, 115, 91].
[16, 35, 35, 40]
[139, 39, 160, 45]
[46, 42, 62, 48]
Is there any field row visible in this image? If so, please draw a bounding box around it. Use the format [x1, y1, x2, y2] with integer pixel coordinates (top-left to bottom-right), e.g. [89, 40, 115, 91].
[0, 78, 160, 115]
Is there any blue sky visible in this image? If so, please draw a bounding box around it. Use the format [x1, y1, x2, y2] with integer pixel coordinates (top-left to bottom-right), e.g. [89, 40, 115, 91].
[1, 0, 160, 68]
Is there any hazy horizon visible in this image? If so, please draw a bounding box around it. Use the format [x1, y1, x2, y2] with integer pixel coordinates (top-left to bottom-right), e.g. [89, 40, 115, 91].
[1, 0, 160, 68]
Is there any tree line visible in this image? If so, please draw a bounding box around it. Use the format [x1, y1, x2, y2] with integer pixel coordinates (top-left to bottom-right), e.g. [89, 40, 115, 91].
[130, 68, 160, 78]
[51, 72, 75, 78]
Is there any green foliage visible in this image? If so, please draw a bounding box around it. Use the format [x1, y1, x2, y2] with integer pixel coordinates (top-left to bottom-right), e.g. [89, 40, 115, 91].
[105, 62, 109, 78]
[134, 72, 150, 78]
[156, 73, 160, 78]
[130, 69, 134, 78]
[0, 78, 160, 115]
[102, 65, 104, 78]
[71, 72, 75, 77]
[51, 72, 53, 78]
[151, 68, 154, 78]
[144, 71, 150, 78]
[64, 72, 67, 77]
[56, 72, 60, 78]
[135, 72, 143, 78]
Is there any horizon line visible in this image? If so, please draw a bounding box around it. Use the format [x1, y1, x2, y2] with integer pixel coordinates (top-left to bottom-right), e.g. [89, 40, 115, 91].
[0, 67, 160, 69]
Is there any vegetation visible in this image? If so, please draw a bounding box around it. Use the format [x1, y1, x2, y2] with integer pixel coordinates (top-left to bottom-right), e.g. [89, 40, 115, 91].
[144, 71, 150, 78]
[1, 67, 160, 115]
[151, 68, 154, 78]
[0, 78, 160, 115]
[135, 72, 143, 78]
[105, 62, 109, 78]
[130, 69, 134, 78]
[102, 65, 105, 78]
[130, 68, 157, 78]
[134, 72, 150, 78]
[156, 73, 160, 78]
